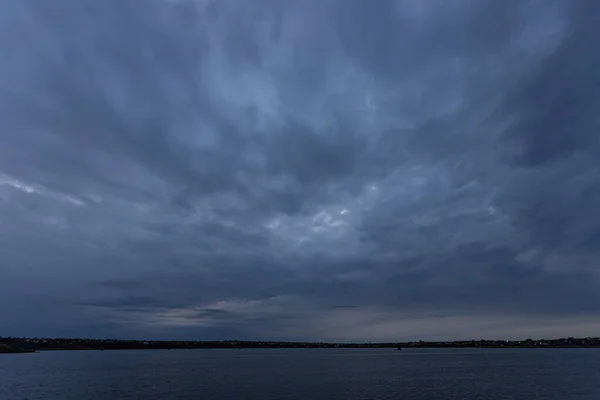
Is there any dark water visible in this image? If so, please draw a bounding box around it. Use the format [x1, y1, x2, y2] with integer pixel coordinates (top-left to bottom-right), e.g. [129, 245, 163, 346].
[1, 348, 599, 399]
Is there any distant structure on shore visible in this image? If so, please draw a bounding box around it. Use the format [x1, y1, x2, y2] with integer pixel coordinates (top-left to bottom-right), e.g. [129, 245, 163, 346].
[2, 337, 600, 352]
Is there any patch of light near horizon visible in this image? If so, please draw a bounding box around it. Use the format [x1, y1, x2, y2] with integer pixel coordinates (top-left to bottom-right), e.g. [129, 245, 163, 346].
[141, 296, 297, 328]
[145, 307, 217, 328]
[140, 303, 600, 341]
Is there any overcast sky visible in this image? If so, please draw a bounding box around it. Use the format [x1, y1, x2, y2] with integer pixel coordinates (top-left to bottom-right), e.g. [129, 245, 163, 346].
[1, 0, 599, 342]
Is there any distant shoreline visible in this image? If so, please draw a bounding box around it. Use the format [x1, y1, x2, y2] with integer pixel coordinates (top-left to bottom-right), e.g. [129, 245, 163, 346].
[0, 345, 36, 354]
[2, 337, 600, 353]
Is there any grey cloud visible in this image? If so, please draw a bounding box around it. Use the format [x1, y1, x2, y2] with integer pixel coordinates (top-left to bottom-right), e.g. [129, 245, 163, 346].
[96, 280, 142, 291]
[0, 0, 599, 341]
[502, 1, 600, 167]
[336, 0, 525, 78]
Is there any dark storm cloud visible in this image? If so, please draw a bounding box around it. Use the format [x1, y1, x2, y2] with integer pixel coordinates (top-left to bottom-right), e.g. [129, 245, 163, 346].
[502, 0, 600, 167]
[1, 0, 599, 341]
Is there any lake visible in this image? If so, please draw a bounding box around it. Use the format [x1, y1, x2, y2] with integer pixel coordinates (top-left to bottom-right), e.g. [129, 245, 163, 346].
[1, 348, 599, 399]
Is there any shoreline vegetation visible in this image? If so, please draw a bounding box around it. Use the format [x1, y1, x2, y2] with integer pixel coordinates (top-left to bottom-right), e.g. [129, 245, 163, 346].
[0, 344, 36, 354]
[2, 337, 600, 353]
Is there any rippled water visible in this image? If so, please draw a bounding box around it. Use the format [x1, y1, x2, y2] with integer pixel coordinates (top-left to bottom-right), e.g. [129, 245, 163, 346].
[1, 348, 599, 399]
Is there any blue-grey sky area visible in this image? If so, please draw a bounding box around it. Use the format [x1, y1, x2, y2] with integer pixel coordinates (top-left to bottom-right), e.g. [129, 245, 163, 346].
[1, 0, 599, 342]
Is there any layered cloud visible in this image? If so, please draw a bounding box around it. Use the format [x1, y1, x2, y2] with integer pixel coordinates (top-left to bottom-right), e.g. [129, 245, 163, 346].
[1, 0, 599, 341]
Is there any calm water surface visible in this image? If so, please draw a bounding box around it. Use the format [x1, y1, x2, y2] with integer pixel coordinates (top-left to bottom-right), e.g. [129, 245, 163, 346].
[1, 348, 599, 399]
